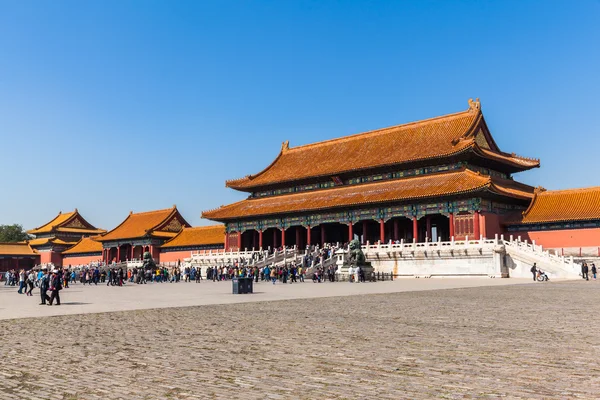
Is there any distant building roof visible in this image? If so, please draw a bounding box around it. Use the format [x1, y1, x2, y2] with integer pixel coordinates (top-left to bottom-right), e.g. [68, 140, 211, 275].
[28, 237, 76, 247]
[62, 237, 103, 255]
[161, 226, 225, 249]
[0, 242, 38, 256]
[518, 187, 600, 224]
[27, 209, 106, 236]
[97, 206, 190, 242]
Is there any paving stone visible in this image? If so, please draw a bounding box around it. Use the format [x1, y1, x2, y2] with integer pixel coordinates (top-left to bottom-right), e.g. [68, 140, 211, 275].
[0, 281, 599, 399]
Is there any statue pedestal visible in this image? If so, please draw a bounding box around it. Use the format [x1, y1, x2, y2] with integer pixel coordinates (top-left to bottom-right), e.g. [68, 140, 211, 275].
[335, 247, 374, 281]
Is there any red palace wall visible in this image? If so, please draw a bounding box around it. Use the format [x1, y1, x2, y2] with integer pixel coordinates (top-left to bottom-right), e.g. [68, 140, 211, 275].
[159, 250, 193, 264]
[39, 251, 64, 266]
[516, 228, 600, 250]
[482, 213, 503, 239]
[62, 254, 103, 267]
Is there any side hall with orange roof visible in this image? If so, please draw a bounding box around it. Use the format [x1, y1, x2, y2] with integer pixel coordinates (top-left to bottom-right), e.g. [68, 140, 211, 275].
[0, 243, 39, 272]
[505, 187, 600, 256]
[96, 206, 191, 263]
[61, 237, 104, 266]
[204, 99, 539, 251]
[26, 209, 105, 266]
[159, 225, 225, 263]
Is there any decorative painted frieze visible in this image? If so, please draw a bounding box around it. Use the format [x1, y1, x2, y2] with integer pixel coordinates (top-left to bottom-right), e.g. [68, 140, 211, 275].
[225, 197, 510, 233]
[250, 162, 509, 198]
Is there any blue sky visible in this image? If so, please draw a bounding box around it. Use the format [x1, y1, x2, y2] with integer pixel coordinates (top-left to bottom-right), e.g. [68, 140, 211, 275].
[1, 1, 599, 230]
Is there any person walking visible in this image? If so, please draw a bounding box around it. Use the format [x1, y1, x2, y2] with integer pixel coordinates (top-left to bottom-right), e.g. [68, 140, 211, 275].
[592, 263, 597, 280]
[583, 263, 589, 281]
[530, 263, 537, 282]
[17, 269, 25, 294]
[26, 270, 35, 296]
[48, 269, 62, 306]
[39, 268, 50, 305]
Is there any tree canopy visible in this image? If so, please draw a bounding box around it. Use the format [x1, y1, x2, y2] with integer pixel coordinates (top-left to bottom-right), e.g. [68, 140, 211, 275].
[0, 224, 31, 242]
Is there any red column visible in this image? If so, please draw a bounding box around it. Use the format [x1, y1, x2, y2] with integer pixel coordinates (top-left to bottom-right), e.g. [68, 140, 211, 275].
[307, 226, 311, 246]
[348, 223, 353, 242]
[449, 213, 455, 238]
[116, 246, 121, 263]
[258, 230, 263, 249]
[130, 246, 135, 260]
[379, 219, 385, 243]
[224, 233, 229, 251]
[426, 216, 432, 241]
[362, 221, 368, 244]
[320, 225, 326, 245]
[412, 216, 418, 241]
[237, 232, 242, 250]
[393, 219, 399, 241]
[473, 211, 480, 239]
[281, 228, 286, 247]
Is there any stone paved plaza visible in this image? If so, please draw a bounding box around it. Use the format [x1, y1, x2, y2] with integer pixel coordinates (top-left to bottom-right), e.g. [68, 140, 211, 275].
[1, 279, 599, 399]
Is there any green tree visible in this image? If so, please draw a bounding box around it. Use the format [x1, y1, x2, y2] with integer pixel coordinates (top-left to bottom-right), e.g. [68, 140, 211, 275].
[0, 224, 31, 242]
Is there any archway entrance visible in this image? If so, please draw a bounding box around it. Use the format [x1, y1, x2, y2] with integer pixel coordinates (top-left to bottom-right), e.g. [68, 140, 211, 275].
[356, 220, 380, 244]
[133, 245, 144, 260]
[240, 230, 258, 251]
[417, 214, 450, 242]
[262, 228, 279, 251]
[384, 217, 414, 242]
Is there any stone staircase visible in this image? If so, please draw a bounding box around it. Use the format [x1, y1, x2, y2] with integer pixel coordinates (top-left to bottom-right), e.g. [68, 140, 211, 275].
[500, 236, 579, 278]
[186, 247, 302, 269]
[355, 235, 580, 279]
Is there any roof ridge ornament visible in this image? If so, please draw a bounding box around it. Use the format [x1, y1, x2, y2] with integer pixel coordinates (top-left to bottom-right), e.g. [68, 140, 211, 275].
[468, 98, 481, 112]
[281, 140, 290, 153]
[534, 186, 547, 193]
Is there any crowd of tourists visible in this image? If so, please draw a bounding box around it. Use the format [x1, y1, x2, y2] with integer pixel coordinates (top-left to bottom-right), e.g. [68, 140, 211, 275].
[3, 266, 65, 305]
[1, 242, 379, 306]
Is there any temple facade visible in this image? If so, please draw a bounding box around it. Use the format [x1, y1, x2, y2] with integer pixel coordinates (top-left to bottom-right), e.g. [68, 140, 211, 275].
[26, 210, 106, 266]
[96, 206, 191, 263]
[203, 99, 540, 250]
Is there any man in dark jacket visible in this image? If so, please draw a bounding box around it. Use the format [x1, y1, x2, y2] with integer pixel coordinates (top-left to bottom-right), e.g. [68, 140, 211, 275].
[530, 263, 537, 282]
[39, 268, 50, 305]
[48, 269, 62, 306]
[583, 263, 589, 281]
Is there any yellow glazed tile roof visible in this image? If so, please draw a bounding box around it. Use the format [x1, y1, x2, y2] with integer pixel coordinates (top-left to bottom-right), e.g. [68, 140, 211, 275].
[0, 243, 38, 256]
[520, 187, 600, 224]
[204, 169, 534, 221]
[27, 212, 76, 234]
[161, 226, 225, 248]
[62, 237, 103, 255]
[27, 209, 106, 235]
[226, 99, 539, 190]
[98, 207, 190, 241]
[28, 237, 77, 247]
